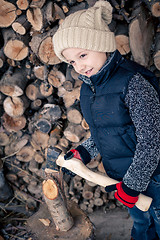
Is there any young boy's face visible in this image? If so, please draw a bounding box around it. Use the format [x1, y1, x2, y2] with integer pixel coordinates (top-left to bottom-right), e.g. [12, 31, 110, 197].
[62, 48, 107, 77]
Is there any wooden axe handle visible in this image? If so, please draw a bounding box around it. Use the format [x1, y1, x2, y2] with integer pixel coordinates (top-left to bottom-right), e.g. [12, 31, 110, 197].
[56, 154, 152, 212]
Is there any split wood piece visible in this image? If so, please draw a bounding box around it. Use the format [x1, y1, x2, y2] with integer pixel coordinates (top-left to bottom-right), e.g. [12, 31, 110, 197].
[30, 99, 42, 110]
[40, 82, 53, 98]
[0, 0, 16, 27]
[16, 0, 29, 10]
[48, 125, 63, 146]
[34, 152, 44, 163]
[2, 113, 26, 132]
[45, 2, 65, 24]
[129, 4, 155, 67]
[94, 197, 103, 207]
[115, 22, 130, 55]
[3, 95, 29, 118]
[64, 123, 86, 143]
[142, 0, 160, 17]
[43, 178, 74, 231]
[48, 67, 66, 88]
[26, 8, 43, 31]
[12, 15, 31, 35]
[82, 183, 94, 200]
[63, 65, 75, 91]
[3, 28, 29, 61]
[4, 135, 28, 156]
[0, 92, 6, 105]
[61, 2, 69, 13]
[31, 130, 49, 150]
[98, 161, 106, 174]
[58, 87, 81, 108]
[30, 28, 61, 65]
[0, 132, 9, 146]
[26, 79, 44, 100]
[81, 118, 89, 130]
[94, 186, 101, 198]
[0, 68, 29, 97]
[87, 158, 99, 169]
[58, 137, 69, 149]
[16, 145, 35, 162]
[28, 159, 39, 173]
[33, 65, 45, 80]
[153, 32, 160, 70]
[28, 181, 42, 197]
[69, 178, 75, 196]
[39, 104, 62, 124]
[35, 118, 52, 134]
[0, 49, 6, 68]
[30, 0, 46, 8]
[73, 175, 83, 191]
[67, 107, 82, 124]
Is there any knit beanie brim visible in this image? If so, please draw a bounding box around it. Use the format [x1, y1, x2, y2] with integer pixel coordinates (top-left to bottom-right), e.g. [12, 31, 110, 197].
[53, 1, 117, 63]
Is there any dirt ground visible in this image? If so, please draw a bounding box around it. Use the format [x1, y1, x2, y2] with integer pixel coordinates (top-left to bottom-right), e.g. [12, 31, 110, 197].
[27, 202, 133, 240]
[88, 208, 133, 240]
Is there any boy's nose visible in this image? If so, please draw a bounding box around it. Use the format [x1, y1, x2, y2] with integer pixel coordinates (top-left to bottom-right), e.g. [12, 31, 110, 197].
[76, 63, 85, 73]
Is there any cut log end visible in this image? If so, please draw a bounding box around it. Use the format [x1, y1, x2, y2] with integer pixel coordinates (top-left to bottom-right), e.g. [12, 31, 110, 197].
[4, 40, 28, 61]
[42, 179, 58, 200]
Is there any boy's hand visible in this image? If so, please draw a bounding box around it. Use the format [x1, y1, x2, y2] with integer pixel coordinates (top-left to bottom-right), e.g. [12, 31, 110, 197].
[105, 182, 139, 208]
[61, 149, 82, 177]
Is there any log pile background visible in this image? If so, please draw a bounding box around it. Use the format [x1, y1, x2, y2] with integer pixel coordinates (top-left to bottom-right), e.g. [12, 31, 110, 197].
[0, 0, 160, 238]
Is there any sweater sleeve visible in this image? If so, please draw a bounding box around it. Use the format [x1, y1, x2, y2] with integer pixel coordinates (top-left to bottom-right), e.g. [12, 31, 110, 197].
[78, 136, 100, 161]
[123, 73, 160, 192]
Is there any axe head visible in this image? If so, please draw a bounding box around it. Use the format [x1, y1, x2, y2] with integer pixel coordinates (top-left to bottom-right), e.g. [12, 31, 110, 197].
[43, 146, 62, 172]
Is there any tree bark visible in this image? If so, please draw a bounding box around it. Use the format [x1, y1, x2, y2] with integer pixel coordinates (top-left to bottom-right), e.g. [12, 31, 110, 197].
[43, 178, 74, 231]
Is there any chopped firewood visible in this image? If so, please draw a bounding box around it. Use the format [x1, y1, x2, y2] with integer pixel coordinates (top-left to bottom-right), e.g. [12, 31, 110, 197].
[12, 15, 31, 35]
[48, 67, 66, 88]
[39, 218, 51, 226]
[3, 28, 29, 61]
[43, 178, 74, 231]
[67, 108, 82, 124]
[0, 132, 9, 146]
[115, 23, 130, 55]
[16, 0, 29, 10]
[27, 8, 43, 31]
[82, 183, 94, 200]
[0, 0, 17, 28]
[31, 130, 49, 149]
[142, 0, 160, 17]
[153, 32, 160, 70]
[2, 113, 27, 132]
[3, 95, 29, 118]
[129, 4, 155, 67]
[0, 68, 29, 97]
[16, 145, 35, 162]
[64, 123, 86, 143]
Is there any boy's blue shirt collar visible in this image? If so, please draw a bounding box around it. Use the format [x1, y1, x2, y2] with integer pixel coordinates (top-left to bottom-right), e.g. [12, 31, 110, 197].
[78, 50, 123, 86]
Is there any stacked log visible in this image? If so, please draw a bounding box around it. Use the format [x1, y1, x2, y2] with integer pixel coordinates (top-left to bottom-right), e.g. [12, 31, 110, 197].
[0, 0, 160, 223]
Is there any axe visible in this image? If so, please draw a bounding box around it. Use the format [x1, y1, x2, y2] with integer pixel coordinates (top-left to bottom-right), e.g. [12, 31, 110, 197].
[44, 146, 152, 212]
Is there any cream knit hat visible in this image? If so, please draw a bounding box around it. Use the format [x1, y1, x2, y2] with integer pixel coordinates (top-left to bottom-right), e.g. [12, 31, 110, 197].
[53, 1, 116, 63]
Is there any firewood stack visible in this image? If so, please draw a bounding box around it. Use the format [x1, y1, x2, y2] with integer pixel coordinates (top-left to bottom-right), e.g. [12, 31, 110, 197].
[0, 0, 160, 217]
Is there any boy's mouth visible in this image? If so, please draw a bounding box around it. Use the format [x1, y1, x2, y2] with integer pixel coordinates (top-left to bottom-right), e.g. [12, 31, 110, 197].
[85, 68, 93, 76]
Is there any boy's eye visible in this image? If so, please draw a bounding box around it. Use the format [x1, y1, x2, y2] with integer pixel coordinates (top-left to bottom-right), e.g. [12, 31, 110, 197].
[80, 54, 86, 58]
[69, 61, 75, 65]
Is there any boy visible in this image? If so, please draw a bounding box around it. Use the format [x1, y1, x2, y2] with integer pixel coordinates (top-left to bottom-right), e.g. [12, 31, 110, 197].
[53, 1, 160, 239]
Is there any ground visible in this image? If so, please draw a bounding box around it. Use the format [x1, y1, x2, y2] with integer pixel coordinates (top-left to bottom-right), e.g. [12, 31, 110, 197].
[27, 202, 133, 240]
[88, 208, 133, 240]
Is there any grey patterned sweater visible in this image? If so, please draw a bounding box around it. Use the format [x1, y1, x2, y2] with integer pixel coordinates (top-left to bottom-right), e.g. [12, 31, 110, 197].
[80, 71, 160, 193]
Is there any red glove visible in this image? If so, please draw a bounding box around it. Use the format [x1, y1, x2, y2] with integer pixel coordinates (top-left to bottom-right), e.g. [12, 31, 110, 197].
[70, 149, 82, 160]
[105, 182, 139, 208]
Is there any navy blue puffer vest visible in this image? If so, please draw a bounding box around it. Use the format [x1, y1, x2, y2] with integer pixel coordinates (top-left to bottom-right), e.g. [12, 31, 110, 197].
[80, 50, 159, 180]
